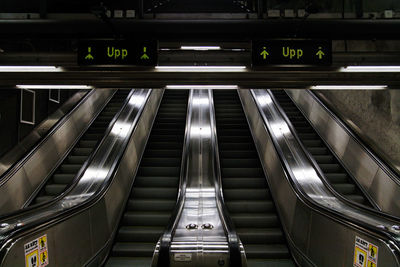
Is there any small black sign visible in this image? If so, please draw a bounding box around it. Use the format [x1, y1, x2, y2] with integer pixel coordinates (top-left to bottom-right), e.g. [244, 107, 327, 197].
[252, 39, 332, 66]
[78, 40, 158, 66]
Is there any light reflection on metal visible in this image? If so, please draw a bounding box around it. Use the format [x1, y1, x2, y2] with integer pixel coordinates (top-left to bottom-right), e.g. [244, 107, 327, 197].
[310, 85, 387, 90]
[0, 66, 63, 72]
[166, 85, 239, 90]
[341, 66, 400, 72]
[16, 85, 93, 89]
[180, 46, 221, 51]
[156, 66, 246, 72]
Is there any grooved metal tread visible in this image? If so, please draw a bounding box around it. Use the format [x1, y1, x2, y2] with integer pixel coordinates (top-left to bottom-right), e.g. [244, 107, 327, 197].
[214, 90, 294, 266]
[106, 90, 188, 266]
[32, 90, 130, 206]
[271, 90, 371, 207]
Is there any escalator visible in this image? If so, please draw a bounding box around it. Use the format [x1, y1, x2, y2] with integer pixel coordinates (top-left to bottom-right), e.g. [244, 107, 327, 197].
[31, 90, 130, 205]
[106, 89, 188, 266]
[214, 90, 294, 267]
[271, 90, 372, 207]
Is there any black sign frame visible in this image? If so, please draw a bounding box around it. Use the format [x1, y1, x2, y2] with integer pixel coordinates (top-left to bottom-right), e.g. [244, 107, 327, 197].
[252, 39, 332, 66]
[77, 40, 158, 66]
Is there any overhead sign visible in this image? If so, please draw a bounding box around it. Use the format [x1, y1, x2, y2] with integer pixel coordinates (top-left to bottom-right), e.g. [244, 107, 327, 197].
[252, 39, 332, 66]
[78, 40, 158, 66]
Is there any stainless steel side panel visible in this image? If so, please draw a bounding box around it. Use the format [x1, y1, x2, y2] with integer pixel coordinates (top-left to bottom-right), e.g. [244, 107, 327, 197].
[0, 89, 114, 214]
[0, 89, 163, 267]
[286, 90, 400, 217]
[238, 89, 400, 267]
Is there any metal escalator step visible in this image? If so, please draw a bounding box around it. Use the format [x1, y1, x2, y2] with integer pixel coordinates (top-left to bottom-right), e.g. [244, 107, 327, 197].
[222, 178, 266, 188]
[319, 164, 343, 173]
[59, 164, 82, 173]
[237, 228, 285, 244]
[130, 187, 178, 199]
[72, 147, 93, 156]
[134, 176, 179, 187]
[66, 156, 88, 164]
[244, 244, 290, 259]
[221, 159, 261, 168]
[122, 211, 171, 226]
[220, 143, 255, 150]
[313, 155, 335, 164]
[298, 133, 318, 139]
[332, 183, 356, 194]
[222, 168, 264, 178]
[144, 149, 183, 158]
[106, 257, 152, 267]
[302, 140, 323, 147]
[224, 189, 271, 200]
[219, 136, 254, 143]
[140, 158, 182, 167]
[117, 226, 164, 242]
[53, 174, 75, 184]
[220, 150, 258, 159]
[325, 173, 349, 183]
[126, 199, 176, 211]
[231, 214, 279, 228]
[307, 147, 329, 155]
[45, 183, 68, 195]
[112, 242, 155, 257]
[226, 200, 275, 213]
[148, 134, 183, 142]
[79, 140, 98, 147]
[137, 166, 180, 176]
[146, 142, 183, 149]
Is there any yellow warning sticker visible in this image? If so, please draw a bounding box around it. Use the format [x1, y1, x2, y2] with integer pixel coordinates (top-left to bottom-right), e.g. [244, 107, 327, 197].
[354, 246, 367, 267]
[39, 250, 49, 267]
[25, 250, 39, 267]
[25, 234, 49, 267]
[354, 236, 379, 267]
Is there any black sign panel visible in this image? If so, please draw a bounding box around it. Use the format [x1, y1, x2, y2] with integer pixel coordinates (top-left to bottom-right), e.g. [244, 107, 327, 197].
[252, 40, 332, 66]
[78, 40, 158, 66]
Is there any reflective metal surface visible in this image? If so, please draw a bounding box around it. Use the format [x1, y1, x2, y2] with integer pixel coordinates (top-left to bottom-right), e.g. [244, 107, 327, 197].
[0, 90, 88, 177]
[0, 89, 163, 267]
[154, 89, 244, 267]
[0, 89, 114, 214]
[286, 89, 400, 217]
[238, 89, 400, 267]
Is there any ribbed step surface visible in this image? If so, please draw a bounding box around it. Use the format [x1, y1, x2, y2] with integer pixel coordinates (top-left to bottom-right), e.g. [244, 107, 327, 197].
[31, 90, 130, 205]
[106, 89, 188, 266]
[271, 90, 372, 207]
[214, 90, 294, 267]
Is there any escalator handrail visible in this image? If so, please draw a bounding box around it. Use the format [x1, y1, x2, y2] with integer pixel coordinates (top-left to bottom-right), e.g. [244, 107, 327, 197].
[248, 89, 400, 260]
[306, 90, 400, 186]
[0, 90, 134, 217]
[210, 90, 243, 267]
[268, 90, 385, 213]
[157, 90, 191, 267]
[0, 89, 94, 185]
[0, 89, 152, 261]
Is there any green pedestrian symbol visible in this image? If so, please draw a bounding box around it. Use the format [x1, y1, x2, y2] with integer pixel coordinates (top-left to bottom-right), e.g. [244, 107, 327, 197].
[140, 47, 150, 60]
[260, 47, 269, 60]
[85, 47, 94, 60]
[316, 47, 325, 60]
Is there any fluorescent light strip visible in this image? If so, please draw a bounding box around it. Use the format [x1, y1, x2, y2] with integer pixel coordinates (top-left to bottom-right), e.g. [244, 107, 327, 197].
[0, 66, 62, 72]
[156, 66, 246, 72]
[341, 66, 400, 72]
[180, 46, 221, 51]
[166, 85, 238, 90]
[310, 85, 387, 90]
[16, 85, 93, 89]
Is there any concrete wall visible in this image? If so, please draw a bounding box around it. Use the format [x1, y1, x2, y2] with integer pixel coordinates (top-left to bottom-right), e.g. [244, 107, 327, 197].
[315, 90, 400, 174]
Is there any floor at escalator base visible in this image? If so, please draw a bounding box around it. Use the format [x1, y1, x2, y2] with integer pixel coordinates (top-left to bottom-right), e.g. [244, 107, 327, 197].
[247, 259, 295, 267]
[105, 257, 152, 267]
